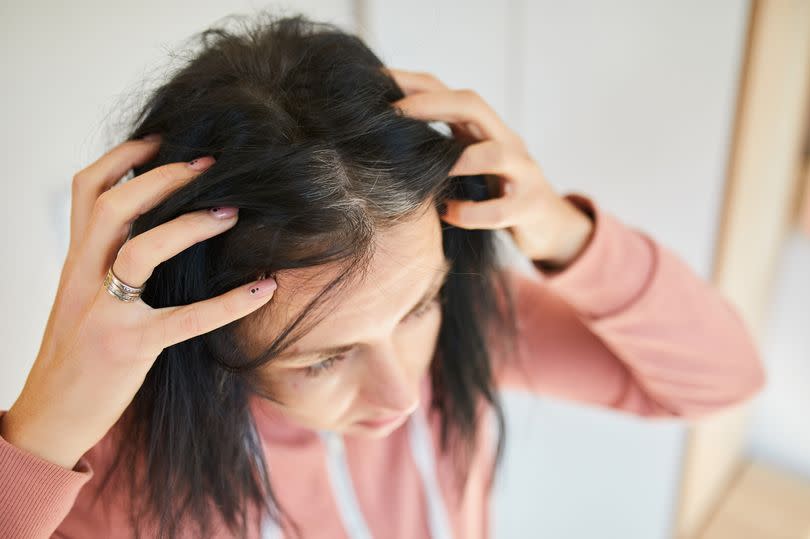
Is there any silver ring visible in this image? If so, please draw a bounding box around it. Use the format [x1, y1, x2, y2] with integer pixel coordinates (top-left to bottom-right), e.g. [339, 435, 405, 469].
[103, 266, 145, 303]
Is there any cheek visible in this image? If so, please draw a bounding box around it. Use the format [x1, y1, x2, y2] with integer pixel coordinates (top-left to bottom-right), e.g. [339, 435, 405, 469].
[266, 369, 360, 427]
[255, 309, 444, 430]
[276, 372, 334, 404]
[397, 309, 443, 371]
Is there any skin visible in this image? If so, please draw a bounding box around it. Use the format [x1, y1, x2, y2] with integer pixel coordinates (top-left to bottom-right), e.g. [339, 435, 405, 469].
[384, 68, 594, 268]
[1, 148, 278, 470]
[241, 68, 596, 438]
[241, 200, 447, 438]
[0, 68, 594, 471]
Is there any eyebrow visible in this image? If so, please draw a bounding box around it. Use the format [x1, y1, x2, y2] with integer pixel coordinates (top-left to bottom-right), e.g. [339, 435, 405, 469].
[277, 257, 453, 364]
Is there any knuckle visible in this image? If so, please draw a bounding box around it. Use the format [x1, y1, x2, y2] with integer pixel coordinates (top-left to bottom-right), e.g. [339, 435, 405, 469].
[177, 305, 203, 336]
[509, 132, 529, 152]
[116, 239, 144, 270]
[93, 191, 121, 221]
[71, 170, 92, 192]
[221, 295, 242, 318]
[455, 144, 473, 165]
[149, 231, 168, 253]
[516, 156, 536, 176]
[512, 135, 534, 158]
[456, 88, 480, 102]
[114, 242, 142, 275]
[421, 71, 441, 86]
[153, 163, 178, 182]
[151, 162, 191, 184]
[122, 138, 145, 150]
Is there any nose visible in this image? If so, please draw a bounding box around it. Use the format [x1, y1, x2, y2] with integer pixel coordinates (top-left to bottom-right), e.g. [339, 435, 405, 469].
[361, 343, 420, 415]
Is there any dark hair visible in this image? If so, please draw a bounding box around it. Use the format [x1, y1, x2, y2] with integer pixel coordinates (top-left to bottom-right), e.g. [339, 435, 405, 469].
[95, 11, 519, 539]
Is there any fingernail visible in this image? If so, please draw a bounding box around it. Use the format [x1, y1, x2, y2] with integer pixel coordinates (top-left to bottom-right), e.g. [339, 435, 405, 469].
[188, 156, 216, 171]
[249, 277, 277, 298]
[210, 206, 238, 219]
[141, 133, 161, 142]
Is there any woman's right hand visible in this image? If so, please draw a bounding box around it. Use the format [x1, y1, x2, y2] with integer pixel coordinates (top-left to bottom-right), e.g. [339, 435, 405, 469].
[0, 137, 278, 470]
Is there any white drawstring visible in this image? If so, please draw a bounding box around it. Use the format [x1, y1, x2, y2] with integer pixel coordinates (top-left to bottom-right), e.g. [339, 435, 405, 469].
[318, 429, 375, 539]
[260, 409, 455, 539]
[407, 409, 454, 539]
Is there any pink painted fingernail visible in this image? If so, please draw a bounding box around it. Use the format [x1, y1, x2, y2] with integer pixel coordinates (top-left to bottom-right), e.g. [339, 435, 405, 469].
[188, 156, 216, 171]
[210, 206, 238, 219]
[248, 277, 277, 298]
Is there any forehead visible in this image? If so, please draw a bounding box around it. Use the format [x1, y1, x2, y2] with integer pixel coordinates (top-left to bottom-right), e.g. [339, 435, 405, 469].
[239, 203, 446, 356]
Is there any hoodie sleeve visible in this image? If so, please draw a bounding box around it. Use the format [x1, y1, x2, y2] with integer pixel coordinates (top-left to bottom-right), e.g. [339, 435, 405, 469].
[493, 192, 767, 420]
[0, 411, 94, 538]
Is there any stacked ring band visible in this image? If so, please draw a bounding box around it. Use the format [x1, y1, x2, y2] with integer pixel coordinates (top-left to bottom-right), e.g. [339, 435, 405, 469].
[103, 267, 146, 302]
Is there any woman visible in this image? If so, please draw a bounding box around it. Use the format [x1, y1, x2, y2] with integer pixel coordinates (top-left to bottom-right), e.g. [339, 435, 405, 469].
[0, 12, 765, 539]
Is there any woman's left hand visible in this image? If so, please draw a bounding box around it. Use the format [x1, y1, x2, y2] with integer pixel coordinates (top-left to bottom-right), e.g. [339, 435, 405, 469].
[385, 67, 595, 269]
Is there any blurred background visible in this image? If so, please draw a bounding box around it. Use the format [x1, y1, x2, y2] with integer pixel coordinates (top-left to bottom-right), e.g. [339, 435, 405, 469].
[1, 1, 808, 537]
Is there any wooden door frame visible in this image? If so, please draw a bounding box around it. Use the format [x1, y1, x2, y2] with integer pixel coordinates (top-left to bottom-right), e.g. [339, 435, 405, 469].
[674, 1, 810, 537]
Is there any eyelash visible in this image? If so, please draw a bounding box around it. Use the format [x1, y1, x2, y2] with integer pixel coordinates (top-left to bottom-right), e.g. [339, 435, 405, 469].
[302, 291, 444, 378]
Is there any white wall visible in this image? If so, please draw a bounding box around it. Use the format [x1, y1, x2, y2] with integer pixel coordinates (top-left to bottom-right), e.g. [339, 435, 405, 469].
[1, 1, 752, 538]
[0, 0, 354, 409]
[748, 231, 810, 479]
[365, 1, 750, 537]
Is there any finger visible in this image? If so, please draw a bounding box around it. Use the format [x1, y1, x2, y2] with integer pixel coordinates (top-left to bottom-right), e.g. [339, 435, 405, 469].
[448, 139, 534, 187]
[78, 157, 217, 284]
[442, 141, 537, 229]
[150, 276, 278, 350]
[112, 206, 239, 289]
[441, 196, 522, 230]
[382, 69, 494, 143]
[393, 88, 521, 146]
[445, 122, 481, 145]
[70, 136, 161, 248]
[382, 67, 449, 94]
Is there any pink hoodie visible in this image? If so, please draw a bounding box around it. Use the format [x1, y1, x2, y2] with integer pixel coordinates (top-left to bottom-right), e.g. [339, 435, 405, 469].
[0, 193, 767, 539]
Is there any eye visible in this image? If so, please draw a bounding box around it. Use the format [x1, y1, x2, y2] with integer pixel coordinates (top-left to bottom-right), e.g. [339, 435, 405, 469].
[303, 354, 347, 378]
[301, 291, 444, 378]
[405, 291, 443, 322]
